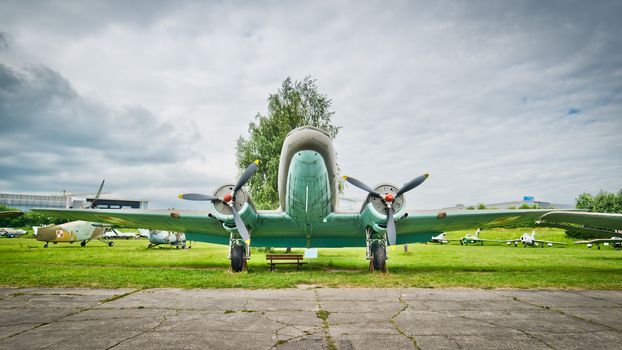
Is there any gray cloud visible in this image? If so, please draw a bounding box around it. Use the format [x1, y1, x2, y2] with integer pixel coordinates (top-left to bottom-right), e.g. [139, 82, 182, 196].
[0, 1, 621, 209]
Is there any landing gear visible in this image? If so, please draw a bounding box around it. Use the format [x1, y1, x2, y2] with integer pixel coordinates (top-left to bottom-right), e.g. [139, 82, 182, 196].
[370, 241, 387, 272]
[108, 241, 114, 247]
[80, 241, 87, 247]
[366, 229, 387, 273]
[228, 234, 249, 273]
[44, 242, 49, 248]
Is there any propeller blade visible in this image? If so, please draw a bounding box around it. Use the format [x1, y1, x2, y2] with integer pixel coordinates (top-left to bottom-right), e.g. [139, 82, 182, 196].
[90, 180, 105, 208]
[342, 176, 381, 197]
[386, 207, 396, 246]
[234, 160, 260, 193]
[230, 205, 250, 241]
[395, 174, 429, 197]
[178, 193, 220, 201]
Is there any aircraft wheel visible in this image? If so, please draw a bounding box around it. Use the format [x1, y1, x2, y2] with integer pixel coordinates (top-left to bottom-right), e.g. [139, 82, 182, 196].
[108, 241, 114, 247]
[181, 242, 186, 249]
[80, 241, 86, 247]
[230, 243, 246, 273]
[44, 243, 49, 248]
[371, 241, 386, 273]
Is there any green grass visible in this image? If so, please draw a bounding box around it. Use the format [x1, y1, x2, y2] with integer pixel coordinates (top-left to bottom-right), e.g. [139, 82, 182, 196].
[0, 227, 620, 289]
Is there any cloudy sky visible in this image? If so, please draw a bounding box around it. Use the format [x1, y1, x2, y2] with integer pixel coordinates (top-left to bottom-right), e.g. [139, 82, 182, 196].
[0, 0, 620, 210]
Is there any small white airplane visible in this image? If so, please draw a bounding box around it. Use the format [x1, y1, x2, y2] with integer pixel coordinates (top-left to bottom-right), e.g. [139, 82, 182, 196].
[506, 230, 566, 247]
[574, 237, 622, 250]
[429, 232, 451, 244]
[0, 227, 27, 238]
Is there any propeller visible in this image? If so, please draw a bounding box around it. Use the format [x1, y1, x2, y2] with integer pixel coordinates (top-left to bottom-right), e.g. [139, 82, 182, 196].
[343, 173, 429, 246]
[87, 180, 105, 209]
[178, 160, 260, 241]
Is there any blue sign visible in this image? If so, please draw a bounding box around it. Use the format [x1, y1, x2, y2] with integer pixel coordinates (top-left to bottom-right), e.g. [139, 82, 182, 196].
[523, 196, 534, 201]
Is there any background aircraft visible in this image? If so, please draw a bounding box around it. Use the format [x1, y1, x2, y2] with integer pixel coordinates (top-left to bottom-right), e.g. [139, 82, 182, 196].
[33, 126, 609, 272]
[36, 221, 113, 248]
[0, 227, 27, 238]
[458, 228, 506, 246]
[429, 232, 458, 244]
[506, 230, 566, 247]
[574, 237, 622, 250]
[138, 229, 188, 248]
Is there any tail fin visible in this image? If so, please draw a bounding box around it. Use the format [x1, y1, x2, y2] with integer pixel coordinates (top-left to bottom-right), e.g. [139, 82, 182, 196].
[474, 228, 481, 237]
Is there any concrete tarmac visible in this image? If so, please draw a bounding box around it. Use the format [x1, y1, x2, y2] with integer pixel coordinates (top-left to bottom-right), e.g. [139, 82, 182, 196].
[0, 287, 620, 349]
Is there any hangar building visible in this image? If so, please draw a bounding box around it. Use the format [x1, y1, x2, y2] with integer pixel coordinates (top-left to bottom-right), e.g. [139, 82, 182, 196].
[0, 193, 148, 211]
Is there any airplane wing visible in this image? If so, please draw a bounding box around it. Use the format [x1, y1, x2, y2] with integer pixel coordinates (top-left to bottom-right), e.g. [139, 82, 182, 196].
[538, 211, 622, 236]
[533, 239, 567, 245]
[574, 238, 622, 245]
[31, 208, 228, 243]
[0, 210, 23, 219]
[395, 209, 555, 244]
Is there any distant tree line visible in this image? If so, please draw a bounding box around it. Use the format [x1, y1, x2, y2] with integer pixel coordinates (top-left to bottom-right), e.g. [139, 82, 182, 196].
[575, 189, 622, 213]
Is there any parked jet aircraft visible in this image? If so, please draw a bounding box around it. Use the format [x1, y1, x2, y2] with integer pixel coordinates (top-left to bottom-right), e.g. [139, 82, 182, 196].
[457, 228, 507, 246]
[574, 237, 622, 250]
[429, 232, 457, 244]
[0, 227, 27, 238]
[36, 221, 113, 248]
[506, 230, 566, 247]
[33, 125, 600, 272]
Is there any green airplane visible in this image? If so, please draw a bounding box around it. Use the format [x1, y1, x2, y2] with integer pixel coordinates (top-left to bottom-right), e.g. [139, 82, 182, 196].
[31, 126, 598, 272]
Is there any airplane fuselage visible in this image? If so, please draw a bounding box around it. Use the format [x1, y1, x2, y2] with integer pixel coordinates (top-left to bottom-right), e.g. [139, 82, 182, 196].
[278, 126, 339, 222]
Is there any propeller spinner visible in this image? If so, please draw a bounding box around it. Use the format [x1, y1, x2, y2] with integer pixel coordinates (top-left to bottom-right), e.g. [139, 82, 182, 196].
[343, 173, 429, 246]
[179, 160, 260, 241]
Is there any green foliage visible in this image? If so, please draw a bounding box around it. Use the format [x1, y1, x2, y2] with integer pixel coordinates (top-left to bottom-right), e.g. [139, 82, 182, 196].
[575, 192, 594, 210]
[477, 203, 486, 210]
[519, 203, 531, 209]
[236, 77, 341, 209]
[575, 189, 622, 213]
[466, 206, 475, 210]
[1, 229, 621, 289]
[508, 206, 517, 209]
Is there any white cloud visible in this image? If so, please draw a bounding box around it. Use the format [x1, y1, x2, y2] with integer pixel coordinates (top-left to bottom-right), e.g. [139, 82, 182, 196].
[0, 1, 620, 209]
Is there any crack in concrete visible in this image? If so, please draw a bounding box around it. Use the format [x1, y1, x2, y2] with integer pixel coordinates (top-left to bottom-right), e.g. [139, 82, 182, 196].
[314, 289, 337, 350]
[455, 311, 557, 349]
[390, 293, 422, 350]
[498, 293, 620, 333]
[0, 290, 140, 343]
[105, 309, 178, 349]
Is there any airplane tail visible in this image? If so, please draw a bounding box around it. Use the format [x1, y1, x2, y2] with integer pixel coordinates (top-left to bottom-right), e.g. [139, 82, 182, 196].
[474, 228, 481, 237]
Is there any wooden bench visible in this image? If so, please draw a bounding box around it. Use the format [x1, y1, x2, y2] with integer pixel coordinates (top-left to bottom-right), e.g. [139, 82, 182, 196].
[266, 254, 307, 271]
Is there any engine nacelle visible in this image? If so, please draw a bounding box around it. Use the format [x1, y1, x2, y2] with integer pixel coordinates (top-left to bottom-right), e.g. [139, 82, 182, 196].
[364, 183, 406, 217]
[211, 184, 254, 216]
